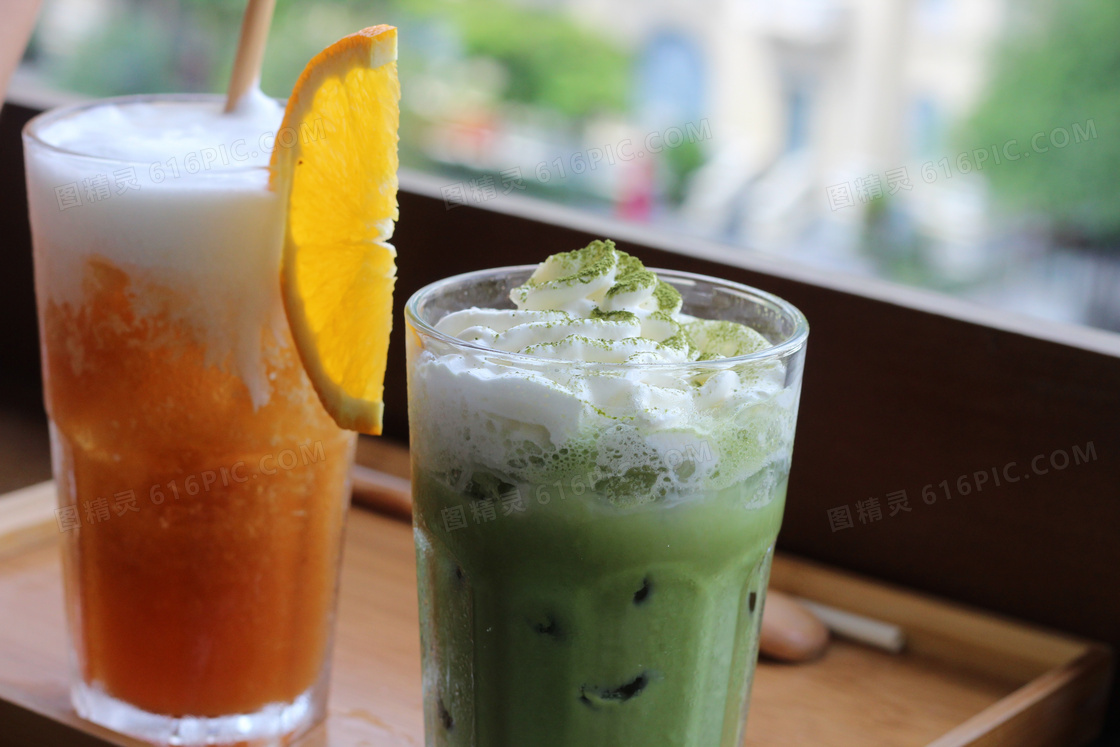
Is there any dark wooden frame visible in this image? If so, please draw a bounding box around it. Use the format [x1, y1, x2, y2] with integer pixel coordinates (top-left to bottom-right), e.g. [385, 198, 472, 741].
[2, 100, 1118, 737]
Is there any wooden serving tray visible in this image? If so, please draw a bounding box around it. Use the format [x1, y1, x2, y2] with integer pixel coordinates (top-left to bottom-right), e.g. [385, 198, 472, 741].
[0, 478, 1111, 747]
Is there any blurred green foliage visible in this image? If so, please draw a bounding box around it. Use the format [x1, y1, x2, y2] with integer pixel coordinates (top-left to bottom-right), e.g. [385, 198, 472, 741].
[52, 14, 181, 95]
[42, 0, 629, 120]
[662, 138, 703, 204]
[439, 0, 629, 118]
[965, 0, 1120, 247]
[29, 0, 719, 209]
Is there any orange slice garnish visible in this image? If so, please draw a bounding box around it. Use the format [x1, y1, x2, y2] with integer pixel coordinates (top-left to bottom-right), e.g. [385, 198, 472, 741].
[271, 25, 399, 434]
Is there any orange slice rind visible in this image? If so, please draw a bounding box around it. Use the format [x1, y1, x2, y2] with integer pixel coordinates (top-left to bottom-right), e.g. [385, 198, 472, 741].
[271, 25, 400, 434]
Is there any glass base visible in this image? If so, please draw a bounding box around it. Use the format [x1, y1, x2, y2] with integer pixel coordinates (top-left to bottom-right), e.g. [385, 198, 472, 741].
[72, 681, 317, 745]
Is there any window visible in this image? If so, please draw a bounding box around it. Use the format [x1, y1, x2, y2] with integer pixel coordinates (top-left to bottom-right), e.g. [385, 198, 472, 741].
[12, 0, 1118, 339]
[915, 0, 954, 35]
[784, 84, 812, 154]
[909, 96, 943, 158]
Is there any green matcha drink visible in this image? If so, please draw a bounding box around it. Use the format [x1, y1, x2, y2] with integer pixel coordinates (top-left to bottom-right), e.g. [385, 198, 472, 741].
[405, 242, 808, 747]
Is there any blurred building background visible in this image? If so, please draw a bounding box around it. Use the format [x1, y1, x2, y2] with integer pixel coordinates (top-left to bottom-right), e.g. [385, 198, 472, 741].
[15, 0, 1119, 332]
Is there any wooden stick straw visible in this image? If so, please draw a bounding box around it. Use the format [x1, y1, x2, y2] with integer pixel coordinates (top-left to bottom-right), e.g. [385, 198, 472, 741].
[795, 597, 907, 654]
[224, 0, 276, 113]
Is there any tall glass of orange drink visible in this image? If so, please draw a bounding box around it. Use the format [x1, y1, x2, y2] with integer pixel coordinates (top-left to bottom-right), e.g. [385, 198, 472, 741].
[22, 92, 356, 745]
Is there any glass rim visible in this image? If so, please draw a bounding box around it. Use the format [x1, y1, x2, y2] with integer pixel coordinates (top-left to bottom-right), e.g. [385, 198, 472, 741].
[22, 92, 276, 173]
[405, 264, 810, 370]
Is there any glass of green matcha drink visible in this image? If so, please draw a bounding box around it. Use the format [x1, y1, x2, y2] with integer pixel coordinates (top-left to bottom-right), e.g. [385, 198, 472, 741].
[405, 240, 808, 747]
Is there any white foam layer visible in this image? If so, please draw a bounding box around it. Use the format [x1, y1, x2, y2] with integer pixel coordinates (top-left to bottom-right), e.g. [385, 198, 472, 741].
[35, 90, 282, 166]
[25, 94, 288, 407]
[410, 244, 799, 505]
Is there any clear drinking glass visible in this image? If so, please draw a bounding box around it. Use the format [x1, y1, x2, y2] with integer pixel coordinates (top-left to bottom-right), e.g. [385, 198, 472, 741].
[22, 94, 356, 745]
[405, 265, 808, 746]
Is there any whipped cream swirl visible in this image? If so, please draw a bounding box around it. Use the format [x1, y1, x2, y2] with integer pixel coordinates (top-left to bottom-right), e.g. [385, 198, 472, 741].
[438, 240, 771, 365]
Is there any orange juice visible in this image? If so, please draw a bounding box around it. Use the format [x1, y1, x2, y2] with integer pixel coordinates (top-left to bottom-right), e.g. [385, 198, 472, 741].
[24, 94, 354, 743]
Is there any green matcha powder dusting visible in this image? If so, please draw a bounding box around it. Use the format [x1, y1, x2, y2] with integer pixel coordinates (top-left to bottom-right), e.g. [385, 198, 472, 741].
[515, 239, 769, 361]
